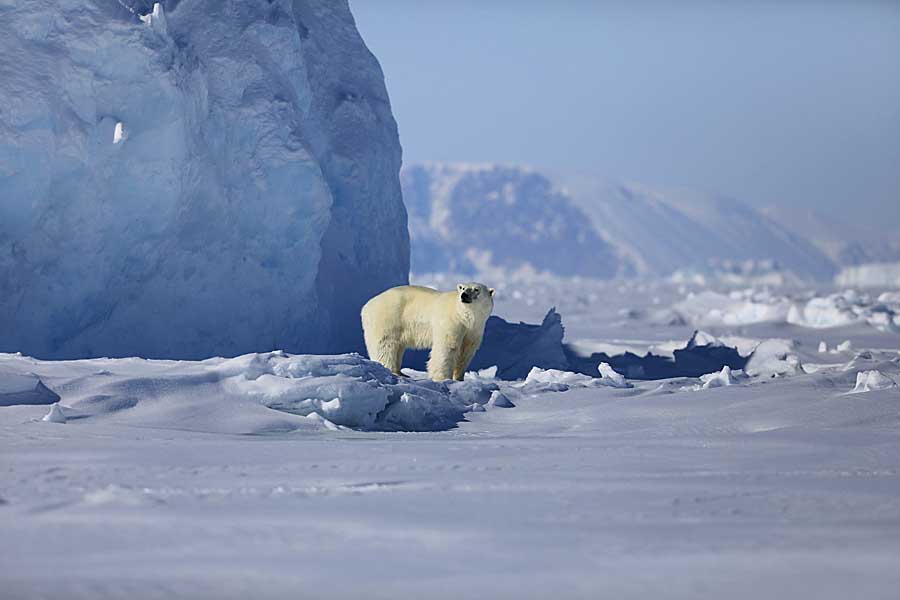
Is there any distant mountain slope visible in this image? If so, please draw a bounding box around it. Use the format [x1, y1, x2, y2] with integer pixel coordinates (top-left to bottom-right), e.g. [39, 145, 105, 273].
[760, 205, 900, 267]
[401, 163, 630, 278]
[562, 178, 838, 280]
[403, 162, 839, 281]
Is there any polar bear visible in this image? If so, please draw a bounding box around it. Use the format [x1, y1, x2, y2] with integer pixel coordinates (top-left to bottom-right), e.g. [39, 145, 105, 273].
[361, 282, 494, 381]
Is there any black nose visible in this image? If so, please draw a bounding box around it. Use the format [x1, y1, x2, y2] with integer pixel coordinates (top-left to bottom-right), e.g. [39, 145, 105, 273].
[461, 291, 472, 303]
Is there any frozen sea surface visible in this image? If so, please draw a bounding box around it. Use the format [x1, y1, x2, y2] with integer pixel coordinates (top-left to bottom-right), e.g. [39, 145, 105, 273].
[2, 278, 900, 599]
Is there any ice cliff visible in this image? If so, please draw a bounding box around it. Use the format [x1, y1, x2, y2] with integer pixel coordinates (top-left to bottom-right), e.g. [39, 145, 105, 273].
[0, 0, 408, 359]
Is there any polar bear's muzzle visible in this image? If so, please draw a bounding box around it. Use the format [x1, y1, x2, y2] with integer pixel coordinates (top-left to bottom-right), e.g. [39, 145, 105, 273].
[460, 288, 480, 304]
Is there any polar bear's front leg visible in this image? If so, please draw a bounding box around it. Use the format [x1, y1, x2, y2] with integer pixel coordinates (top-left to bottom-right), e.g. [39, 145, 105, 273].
[427, 337, 459, 382]
[452, 336, 481, 381]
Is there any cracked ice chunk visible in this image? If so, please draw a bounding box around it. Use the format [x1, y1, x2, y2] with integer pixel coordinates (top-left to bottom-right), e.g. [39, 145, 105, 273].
[850, 370, 895, 394]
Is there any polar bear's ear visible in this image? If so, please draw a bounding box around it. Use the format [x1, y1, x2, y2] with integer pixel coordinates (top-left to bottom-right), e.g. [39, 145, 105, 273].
[488, 288, 495, 297]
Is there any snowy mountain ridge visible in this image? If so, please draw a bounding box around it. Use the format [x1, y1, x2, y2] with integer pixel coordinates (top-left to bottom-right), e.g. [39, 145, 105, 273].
[403, 162, 839, 281]
[402, 162, 629, 279]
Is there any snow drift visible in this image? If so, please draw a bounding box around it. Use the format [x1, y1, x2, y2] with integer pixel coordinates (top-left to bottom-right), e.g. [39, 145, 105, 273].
[0, 371, 60, 407]
[1, 351, 506, 433]
[0, 0, 408, 359]
[0, 349, 632, 433]
[671, 287, 900, 332]
[835, 262, 900, 288]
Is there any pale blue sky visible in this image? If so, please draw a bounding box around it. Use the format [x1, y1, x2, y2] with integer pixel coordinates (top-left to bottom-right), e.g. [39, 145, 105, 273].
[351, 1, 900, 228]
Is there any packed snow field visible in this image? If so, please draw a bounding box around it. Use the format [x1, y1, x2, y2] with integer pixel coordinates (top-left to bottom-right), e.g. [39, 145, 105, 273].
[3, 275, 900, 599]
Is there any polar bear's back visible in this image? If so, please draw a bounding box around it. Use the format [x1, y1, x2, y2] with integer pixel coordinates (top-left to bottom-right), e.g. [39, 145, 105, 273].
[361, 285, 450, 349]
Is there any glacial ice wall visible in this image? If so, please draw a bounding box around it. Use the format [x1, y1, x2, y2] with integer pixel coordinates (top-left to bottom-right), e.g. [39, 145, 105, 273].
[0, 0, 408, 359]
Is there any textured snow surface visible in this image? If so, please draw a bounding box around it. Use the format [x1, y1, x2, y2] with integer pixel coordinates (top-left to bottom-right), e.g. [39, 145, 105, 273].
[0, 0, 408, 359]
[0, 351, 526, 433]
[674, 288, 899, 332]
[674, 289, 791, 326]
[2, 278, 900, 598]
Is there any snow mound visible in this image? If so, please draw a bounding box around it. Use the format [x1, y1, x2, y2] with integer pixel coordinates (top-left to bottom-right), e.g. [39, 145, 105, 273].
[673, 290, 791, 326]
[849, 370, 896, 394]
[523, 365, 631, 392]
[835, 262, 900, 288]
[598, 362, 631, 388]
[524, 367, 598, 391]
[787, 290, 898, 331]
[700, 365, 742, 389]
[674, 287, 899, 332]
[745, 339, 803, 378]
[488, 390, 515, 408]
[0, 371, 60, 406]
[787, 296, 859, 329]
[42, 403, 68, 423]
[0, 0, 407, 359]
[878, 291, 900, 304]
[0, 352, 519, 433]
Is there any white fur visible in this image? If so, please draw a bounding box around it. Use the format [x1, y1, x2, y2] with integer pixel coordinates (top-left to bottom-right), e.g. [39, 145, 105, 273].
[361, 282, 494, 381]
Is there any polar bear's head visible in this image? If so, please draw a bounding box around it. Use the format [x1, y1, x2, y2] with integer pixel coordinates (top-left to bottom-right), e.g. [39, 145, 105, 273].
[457, 282, 494, 306]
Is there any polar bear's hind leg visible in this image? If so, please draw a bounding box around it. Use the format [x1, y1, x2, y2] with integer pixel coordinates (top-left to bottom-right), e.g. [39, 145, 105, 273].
[368, 337, 404, 375]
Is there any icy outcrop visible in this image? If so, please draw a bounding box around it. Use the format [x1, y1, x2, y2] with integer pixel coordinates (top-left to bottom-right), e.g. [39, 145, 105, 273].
[835, 262, 900, 288]
[597, 362, 631, 388]
[745, 339, 803, 378]
[564, 329, 748, 381]
[674, 289, 792, 327]
[42, 403, 68, 423]
[472, 309, 571, 379]
[0, 371, 61, 407]
[671, 288, 899, 333]
[849, 370, 896, 394]
[0, 350, 529, 432]
[0, 0, 408, 359]
[401, 163, 628, 278]
[787, 290, 898, 332]
[700, 365, 741, 389]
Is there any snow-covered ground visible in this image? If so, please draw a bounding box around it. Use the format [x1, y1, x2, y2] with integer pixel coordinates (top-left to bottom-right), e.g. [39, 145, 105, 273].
[3, 276, 900, 599]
